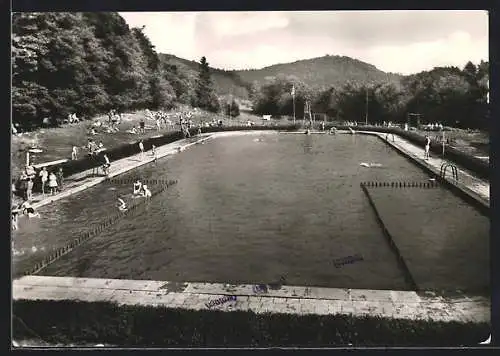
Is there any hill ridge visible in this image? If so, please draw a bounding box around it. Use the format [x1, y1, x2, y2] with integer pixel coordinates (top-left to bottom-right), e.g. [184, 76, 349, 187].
[159, 53, 404, 99]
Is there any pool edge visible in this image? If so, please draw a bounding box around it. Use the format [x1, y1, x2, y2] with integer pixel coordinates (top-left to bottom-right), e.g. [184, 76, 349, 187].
[13, 275, 489, 323]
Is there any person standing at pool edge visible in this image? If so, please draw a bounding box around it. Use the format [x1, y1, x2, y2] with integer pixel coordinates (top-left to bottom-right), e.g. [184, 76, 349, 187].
[71, 145, 78, 160]
[424, 135, 431, 160]
[102, 154, 111, 175]
[56, 168, 64, 191]
[48, 171, 58, 195]
[151, 144, 157, 163]
[139, 140, 144, 159]
[26, 178, 33, 201]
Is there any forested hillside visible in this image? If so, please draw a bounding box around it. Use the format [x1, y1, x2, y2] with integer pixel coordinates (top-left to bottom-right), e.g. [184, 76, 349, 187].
[250, 61, 489, 129]
[11, 12, 489, 131]
[233, 55, 403, 91]
[11, 12, 222, 130]
[159, 54, 251, 99]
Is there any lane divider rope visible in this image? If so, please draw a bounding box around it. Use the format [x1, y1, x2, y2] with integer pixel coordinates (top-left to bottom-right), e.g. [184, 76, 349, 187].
[22, 180, 178, 277]
[360, 181, 440, 188]
[360, 182, 418, 291]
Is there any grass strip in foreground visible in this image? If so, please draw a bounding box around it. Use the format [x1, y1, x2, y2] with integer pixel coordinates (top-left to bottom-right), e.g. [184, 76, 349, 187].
[13, 299, 489, 347]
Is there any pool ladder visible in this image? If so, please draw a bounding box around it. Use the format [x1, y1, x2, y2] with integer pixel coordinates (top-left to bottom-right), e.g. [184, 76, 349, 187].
[439, 162, 459, 182]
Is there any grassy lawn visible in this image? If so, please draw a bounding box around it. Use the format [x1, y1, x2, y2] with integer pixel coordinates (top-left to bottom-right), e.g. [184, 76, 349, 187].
[13, 300, 489, 347]
[11, 106, 278, 178]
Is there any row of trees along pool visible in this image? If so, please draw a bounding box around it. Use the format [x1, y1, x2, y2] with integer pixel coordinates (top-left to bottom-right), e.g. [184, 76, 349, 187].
[250, 62, 489, 129]
[12, 12, 488, 131]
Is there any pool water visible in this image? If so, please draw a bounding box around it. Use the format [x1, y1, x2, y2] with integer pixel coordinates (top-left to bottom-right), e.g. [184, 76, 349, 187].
[12, 133, 489, 292]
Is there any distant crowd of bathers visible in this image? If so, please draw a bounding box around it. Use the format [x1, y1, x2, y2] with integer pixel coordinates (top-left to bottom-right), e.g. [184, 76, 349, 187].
[11, 107, 229, 232]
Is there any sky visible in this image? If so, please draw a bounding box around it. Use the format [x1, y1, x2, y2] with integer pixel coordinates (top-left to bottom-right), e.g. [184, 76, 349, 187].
[120, 10, 488, 75]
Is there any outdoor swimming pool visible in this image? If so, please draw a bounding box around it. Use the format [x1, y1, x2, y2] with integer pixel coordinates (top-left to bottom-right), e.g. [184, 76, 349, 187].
[12, 133, 489, 293]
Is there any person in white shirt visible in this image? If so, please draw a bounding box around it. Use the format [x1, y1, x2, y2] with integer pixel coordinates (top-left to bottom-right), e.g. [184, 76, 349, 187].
[48, 172, 58, 195]
[71, 146, 78, 160]
[151, 145, 157, 163]
[424, 136, 431, 160]
[138, 140, 144, 159]
[102, 154, 111, 175]
[39, 167, 48, 195]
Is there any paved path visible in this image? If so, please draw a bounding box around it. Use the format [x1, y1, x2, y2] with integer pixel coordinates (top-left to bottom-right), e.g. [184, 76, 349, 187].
[22, 135, 209, 210]
[360, 131, 489, 204]
[13, 276, 490, 323]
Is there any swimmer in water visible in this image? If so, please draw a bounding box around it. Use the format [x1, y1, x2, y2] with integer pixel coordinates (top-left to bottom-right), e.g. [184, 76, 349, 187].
[19, 200, 40, 218]
[133, 180, 142, 195]
[12, 208, 19, 230]
[117, 198, 128, 211]
[360, 162, 382, 168]
[142, 185, 152, 199]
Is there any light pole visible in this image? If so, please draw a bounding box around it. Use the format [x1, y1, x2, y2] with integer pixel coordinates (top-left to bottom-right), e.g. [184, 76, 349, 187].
[365, 88, 369, 125]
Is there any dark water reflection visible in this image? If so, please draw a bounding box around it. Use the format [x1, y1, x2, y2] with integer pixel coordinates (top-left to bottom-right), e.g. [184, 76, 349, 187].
[12, 134, 488, 291]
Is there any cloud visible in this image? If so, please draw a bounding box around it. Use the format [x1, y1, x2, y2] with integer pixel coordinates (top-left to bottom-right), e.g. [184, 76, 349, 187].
[119, 11, 488, 74]
[120, 12, 198, 59]
[203, 12, 290, 37]
[366, 30, 489, 74]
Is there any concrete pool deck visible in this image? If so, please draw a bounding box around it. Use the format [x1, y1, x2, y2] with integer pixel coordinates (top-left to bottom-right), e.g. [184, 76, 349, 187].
[13, 275, 489, 323]
[363, 131, 489, 205]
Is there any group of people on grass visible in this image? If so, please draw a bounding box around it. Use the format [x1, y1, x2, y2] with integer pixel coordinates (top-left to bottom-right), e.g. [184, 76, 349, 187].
[63, 113, 81, 124]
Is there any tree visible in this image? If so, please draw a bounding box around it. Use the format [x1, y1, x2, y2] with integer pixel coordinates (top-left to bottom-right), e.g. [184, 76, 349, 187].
[251, 76, 311, 118]
[225, 99, 240, 117]
[194, 56, 220, 112]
